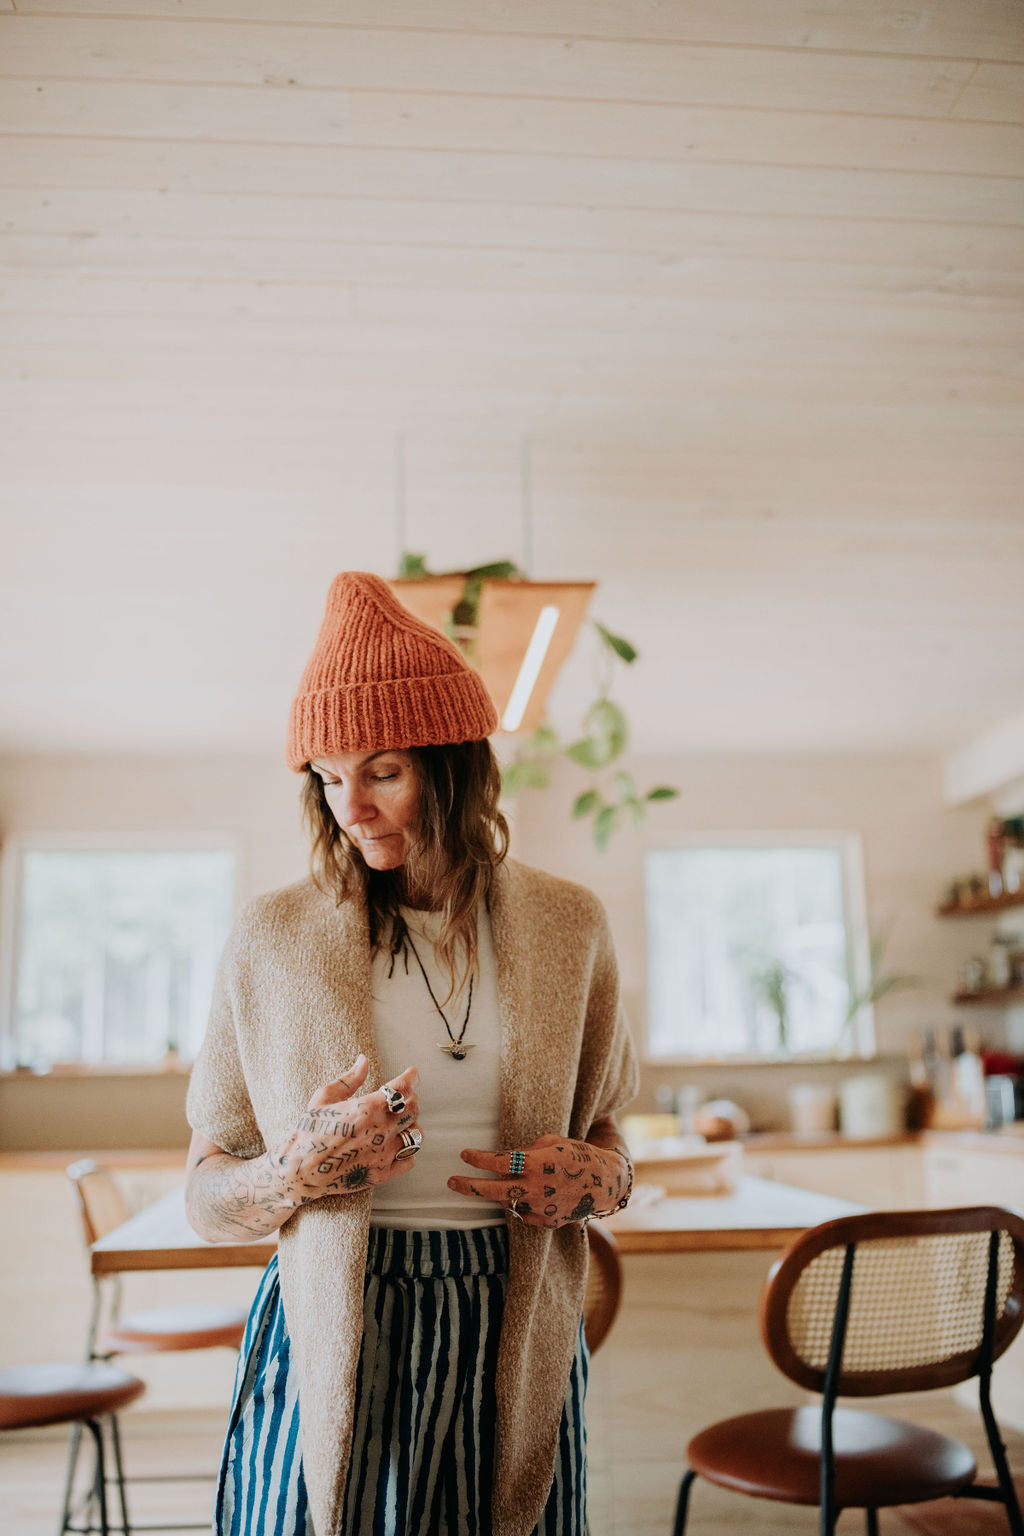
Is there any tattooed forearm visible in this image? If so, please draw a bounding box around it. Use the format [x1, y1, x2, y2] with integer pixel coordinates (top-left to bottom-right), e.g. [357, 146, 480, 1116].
[185, 1148, 306, 1243]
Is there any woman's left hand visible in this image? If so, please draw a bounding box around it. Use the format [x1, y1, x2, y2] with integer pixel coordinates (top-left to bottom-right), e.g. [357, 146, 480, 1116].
[448, 1134, 629, 1228]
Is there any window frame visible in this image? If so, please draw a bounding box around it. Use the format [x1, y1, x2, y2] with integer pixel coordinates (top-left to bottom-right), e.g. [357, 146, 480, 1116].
[0, 831, 243, 1072]
[642, 828, 874, 1065]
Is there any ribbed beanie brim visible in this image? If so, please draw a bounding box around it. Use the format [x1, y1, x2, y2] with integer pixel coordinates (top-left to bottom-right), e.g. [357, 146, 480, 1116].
[287, 572, 498, 770]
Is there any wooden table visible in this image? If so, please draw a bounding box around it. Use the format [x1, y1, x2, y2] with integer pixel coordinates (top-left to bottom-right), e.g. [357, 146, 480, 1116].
[605, 1175, 861, 1253]
[90, 1176, 860, 1275]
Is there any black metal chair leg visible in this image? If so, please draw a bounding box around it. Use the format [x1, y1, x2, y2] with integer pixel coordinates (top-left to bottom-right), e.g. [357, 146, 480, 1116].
[59, 1418, 84, 1536]
[109, 1412, 132, 1536]
[673, 1469, 697, 1536]
[82, 1418, 109, 1536]
[820, 1502, 842, 1536]
[865, 1509, 879, 1536]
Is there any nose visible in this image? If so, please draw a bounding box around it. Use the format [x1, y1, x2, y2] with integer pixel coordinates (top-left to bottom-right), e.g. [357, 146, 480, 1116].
[333, 782, 376, 830]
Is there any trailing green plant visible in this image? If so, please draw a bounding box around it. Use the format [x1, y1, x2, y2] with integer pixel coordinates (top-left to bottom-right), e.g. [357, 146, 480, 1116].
[747, 956, 798, 1051]
[395, 554, 679, 849]
[840, 926, 919, 1049]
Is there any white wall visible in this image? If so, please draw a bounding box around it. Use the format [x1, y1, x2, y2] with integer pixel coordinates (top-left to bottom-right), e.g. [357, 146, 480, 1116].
[0, 748, 996, 1138]
[512, 751, 992, 1120]
[0, 753, 309, 903]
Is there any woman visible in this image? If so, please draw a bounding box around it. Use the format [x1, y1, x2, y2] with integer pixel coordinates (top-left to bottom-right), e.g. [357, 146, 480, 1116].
[185, 572, 637, 1536]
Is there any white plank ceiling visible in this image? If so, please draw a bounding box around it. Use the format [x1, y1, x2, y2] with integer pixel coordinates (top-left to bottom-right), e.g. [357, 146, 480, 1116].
[1, 1, 1022, 760]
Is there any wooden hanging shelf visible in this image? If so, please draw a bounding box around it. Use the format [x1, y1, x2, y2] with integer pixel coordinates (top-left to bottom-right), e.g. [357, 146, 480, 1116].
[952, 984, 1024, 1007]
[388, 576, 596, 735]
[937, 890, 1024, 918]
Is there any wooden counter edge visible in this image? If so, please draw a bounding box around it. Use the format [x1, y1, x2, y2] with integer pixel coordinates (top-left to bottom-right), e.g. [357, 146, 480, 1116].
[606, 1224, 808, 1254]
[91, 1239, 275, 1275]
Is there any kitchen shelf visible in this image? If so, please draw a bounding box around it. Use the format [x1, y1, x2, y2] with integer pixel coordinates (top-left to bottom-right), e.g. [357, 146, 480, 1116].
[937, 890, 1024, 917]
[952, 985, 1024, 1008]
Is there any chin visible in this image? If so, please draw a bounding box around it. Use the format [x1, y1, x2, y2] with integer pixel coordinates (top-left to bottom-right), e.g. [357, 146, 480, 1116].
[358, 843, 407, 871]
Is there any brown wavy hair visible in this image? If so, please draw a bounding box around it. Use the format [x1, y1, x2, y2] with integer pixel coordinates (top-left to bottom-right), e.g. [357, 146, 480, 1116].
[301, 740, 509, 1001]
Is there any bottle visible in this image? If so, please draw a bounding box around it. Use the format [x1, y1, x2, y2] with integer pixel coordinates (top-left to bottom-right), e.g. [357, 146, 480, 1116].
[987, 819, 1006, 898]
[950, 1026, 986, 1129]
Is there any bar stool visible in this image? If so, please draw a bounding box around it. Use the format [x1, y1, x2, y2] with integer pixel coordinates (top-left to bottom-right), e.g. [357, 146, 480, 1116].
[0, 1360, 145, 1536]
[64, 1160, 248, 1533]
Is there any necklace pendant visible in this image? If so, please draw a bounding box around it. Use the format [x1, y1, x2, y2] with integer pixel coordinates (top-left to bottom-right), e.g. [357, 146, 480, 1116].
[438, 1042, 474, 1060]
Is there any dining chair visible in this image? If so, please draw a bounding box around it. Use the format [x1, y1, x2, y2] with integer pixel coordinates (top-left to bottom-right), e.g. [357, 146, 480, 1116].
[63, 1159, 249, 1534]
[0, 1360, 145, 1536]
[584, 1222, 623, 1353]
[672, 1205, 1024, 1536]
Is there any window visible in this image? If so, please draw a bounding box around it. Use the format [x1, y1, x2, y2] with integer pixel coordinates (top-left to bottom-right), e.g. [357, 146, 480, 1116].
[645, 836, 869, 1060]
[2, 842, 236, 1071]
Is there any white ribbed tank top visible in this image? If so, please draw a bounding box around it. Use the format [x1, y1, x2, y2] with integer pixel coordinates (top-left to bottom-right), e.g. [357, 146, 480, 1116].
[369, 903, 505, 1229]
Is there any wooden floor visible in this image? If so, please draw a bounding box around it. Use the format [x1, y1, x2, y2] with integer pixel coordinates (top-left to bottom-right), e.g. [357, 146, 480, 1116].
[4, 1251, 1024, 1533]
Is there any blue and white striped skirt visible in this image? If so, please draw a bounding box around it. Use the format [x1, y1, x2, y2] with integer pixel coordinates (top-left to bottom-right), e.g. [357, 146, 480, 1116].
[216, 1225, 589, 1536]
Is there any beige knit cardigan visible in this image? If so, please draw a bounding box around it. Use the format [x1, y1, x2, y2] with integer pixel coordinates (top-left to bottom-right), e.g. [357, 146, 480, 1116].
[186, 857, 638, 1536]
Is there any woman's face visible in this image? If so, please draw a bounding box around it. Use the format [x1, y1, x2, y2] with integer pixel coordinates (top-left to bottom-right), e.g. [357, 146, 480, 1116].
[310, 750, 421, 871]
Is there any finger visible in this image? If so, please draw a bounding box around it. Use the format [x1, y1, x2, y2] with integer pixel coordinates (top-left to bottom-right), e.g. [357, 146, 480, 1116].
[458, 1148, 510, 1174]
[447, 1176, 508, 1200]
[389, 1065, 421, 1093]
[380, 1085, 419, 1121]
[308, 1055, 369, 1107]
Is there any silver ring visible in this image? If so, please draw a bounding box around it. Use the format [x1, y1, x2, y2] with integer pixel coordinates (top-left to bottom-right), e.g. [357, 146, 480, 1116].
[507, 1197, 526, 1223]
[394, 1127, 423, 1161]
[382, 1085, 406, 1116]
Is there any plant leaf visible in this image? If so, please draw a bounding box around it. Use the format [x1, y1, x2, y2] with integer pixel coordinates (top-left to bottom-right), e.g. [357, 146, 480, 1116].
[586, 697, 629, 758]
[465, 559, 526, 581]
[566, 737, 608, 769]
[501, 760, 549, 797]
[528, 724, 562, 756]
[595, 621, 638, 664]
[593, 805, 619, 852]
[398, 551, 430, 578]
[572, 790, 601, 820]
[646, 786, 679, 801]
[613, 770, 636, 801]
[624, 796, 646, 825]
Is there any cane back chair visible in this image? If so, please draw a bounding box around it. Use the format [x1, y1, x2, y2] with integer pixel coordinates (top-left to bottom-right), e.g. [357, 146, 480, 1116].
[584, 1222, 623, 1354]
[63, 1160, 248, 1535]
[674, 1205, 1024, 1536]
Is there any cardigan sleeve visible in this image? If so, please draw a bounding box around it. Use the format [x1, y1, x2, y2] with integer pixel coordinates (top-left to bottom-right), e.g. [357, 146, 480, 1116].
[185, 912, 267, 1160]
[587, 904, 640, 1125]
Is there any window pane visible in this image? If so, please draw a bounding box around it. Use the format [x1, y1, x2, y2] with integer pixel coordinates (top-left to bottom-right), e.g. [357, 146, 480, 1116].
[14, 850, 234, 1069]
[646, 845, 851, 1059]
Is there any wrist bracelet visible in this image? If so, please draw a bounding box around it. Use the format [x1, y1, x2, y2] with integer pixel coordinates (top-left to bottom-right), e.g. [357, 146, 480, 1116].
[582, 1148, 634, 1224]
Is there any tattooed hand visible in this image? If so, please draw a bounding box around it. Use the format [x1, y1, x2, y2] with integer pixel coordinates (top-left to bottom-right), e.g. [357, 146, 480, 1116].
[184, 1055, 422, 1244]
[446, 1126, 631, 1231]
[277, 1056, 422, 1201]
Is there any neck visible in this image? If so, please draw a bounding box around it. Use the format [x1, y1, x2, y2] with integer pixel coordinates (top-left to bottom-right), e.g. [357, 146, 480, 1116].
[395, 870, 443, 913]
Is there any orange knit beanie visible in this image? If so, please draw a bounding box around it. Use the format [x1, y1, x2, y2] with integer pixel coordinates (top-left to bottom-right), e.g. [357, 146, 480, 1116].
[286, 572, 498, 770]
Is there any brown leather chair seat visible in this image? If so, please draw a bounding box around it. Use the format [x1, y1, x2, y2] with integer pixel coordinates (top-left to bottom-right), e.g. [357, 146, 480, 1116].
[99, 1303, 247, 1354]
[689, 1405, 978, 1509]
[0, 1361, 145, 1433]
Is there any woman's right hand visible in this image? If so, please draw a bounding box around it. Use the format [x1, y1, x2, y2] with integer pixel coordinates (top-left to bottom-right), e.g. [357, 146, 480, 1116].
[275, 1055, 422, 1200]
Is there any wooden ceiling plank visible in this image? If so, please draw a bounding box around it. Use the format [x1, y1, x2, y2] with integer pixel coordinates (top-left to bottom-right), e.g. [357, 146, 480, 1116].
[7, 16, 1022, 124]
[3, 79, 1023, 178]
[952, 62, 1024, 123]
[2, 347, 1021, 413]
[5, 188, 1024, 273]
[2, 133, 1019, 227]
[2, 137, 1019, 226]
[6, 277, 1024, 348]
[4, 310, 1023, 358]
[6, 0, 1024, 65]
[5, 232, 1022, 308]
